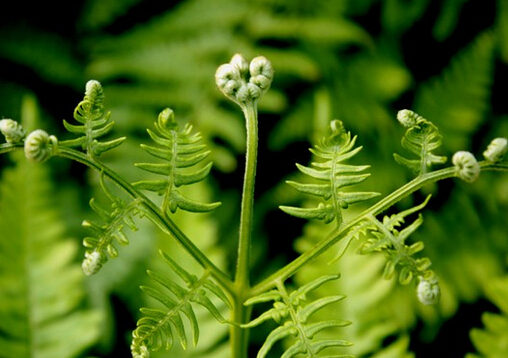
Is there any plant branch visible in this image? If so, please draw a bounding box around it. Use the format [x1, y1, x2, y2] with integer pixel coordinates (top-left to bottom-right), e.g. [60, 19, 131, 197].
[250, 162, 508, 297]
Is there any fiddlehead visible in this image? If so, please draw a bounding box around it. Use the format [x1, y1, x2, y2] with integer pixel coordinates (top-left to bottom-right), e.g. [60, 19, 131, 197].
[81, 173, 141, 275]
[243, 275, 352, 358]
[133, 108, 220, 215]
[131, 250, 230, 358]
[280, 119, 380, 228]
[393, 109, 447, 175]
[60, 79, 126, 157]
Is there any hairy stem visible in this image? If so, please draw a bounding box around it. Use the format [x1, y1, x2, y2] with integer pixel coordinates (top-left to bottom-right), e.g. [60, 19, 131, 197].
[250, 162, 508, 296]
[231, 102, 259, 357]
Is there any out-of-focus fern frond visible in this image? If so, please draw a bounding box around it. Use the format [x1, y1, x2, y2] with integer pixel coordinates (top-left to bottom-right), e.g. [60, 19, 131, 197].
[280, 120, 380, 227]
[61, 80, 126, 157]
[244, 275, 353, 358]
[133, 108, 220, 215]
[393, 110, 447, 175]
[466, 275, 508, 358]
[414, 31, 496, 151]
[131, 250, 230, 358]
[0, 154, 101, 358]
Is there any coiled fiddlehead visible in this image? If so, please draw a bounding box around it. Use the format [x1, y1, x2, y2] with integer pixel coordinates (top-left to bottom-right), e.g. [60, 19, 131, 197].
[81, 173, 141, 275]
[393, 109, 447, 175]
[61, 80, 126, 157]
[133, 108, 220, 215]
[280, 120, 379, 228]
[131, 250, 230, 358]
[243, 275, 352, 358]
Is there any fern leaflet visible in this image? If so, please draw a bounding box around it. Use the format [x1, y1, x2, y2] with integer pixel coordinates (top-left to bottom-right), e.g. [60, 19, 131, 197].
[131, 250, 230, 357]
[357, 195, 440, 304]
[133, 107, 221, 214]
[60, 79, 126, 157]
[243, 275, 353, 358]
[280, 120, 379, 227]
[81, 173, 141, 275]
[393, 110, 447, 175]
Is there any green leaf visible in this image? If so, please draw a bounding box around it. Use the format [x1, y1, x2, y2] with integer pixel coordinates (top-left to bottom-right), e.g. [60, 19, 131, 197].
[244, 276, 351, 358]
[281, 120, 379, 227]
[134, 108, 220, 215]
[60, 80, 126, 157]
[0, 155, 101, 358]
[131, 250, 230, 356]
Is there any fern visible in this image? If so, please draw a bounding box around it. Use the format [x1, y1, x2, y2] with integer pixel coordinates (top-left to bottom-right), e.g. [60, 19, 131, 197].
[81, 172, 141, 275]
[466, 275, 508, 358]
[393, 110, 447, 175]
[243, 275, 353, 358]
[133, 107, 221, 215]
[61, 79, 126, 157]
[0, 153, 101, 358]
[131, 250, 230, 357]
[280, 119, 380, 227]
[414, 31, 496, 151]
[357, 195, 439, 303]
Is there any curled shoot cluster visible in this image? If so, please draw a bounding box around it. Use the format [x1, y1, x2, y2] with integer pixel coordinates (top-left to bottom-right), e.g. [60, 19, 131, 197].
[215, 54, 274, 108]
[0, 119, 26, 143]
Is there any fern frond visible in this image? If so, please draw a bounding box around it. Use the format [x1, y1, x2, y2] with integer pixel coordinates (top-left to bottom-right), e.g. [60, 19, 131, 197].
[356, 195, 439, 304]
[131, 250, 230, 357]
[0, 153, 101, 358]
[244, 275, 353, 358]
[393, 110, 447, 175]
[81, 173, 141, 275]
[414, 31, 496, 151]
[467, 275, 508, 358]
[280, 120, 380, 227]
[60, 79, 126, 157]
[133, 107, 221, 214]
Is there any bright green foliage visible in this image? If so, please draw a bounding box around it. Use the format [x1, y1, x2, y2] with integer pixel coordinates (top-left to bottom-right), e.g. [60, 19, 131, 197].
[131, 250, 230, 358]
[0, 154, 101, 358]
[280, 120, 380, 227]
[243, 275, 353, 358]
[414, 31, 496, 152]
[358, 196, 435, 290]
[81, 173, 141, 275]
[393, 110, 447, 175]
[133, 108, 221, 215]
[61, 80, 126, 157]
[467, 275, 508, 358]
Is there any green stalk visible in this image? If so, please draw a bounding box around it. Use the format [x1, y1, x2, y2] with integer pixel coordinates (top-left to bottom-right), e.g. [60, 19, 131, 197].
[54, 146, 234, 292]
[231, 101, 258, 358]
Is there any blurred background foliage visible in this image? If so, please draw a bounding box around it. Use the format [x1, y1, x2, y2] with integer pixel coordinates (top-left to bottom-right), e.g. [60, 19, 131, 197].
[0, 0, 507, 357]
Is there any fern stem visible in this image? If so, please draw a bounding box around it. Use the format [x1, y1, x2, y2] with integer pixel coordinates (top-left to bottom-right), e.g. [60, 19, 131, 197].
[236, 102, 258, 289]
[231, 102, 259, 357]
[54, 146, 234, 292]
[249, 161, 508, 296]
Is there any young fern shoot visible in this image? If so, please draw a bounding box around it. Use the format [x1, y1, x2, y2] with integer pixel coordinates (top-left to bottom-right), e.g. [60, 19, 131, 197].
[280, 119, 380, 228]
